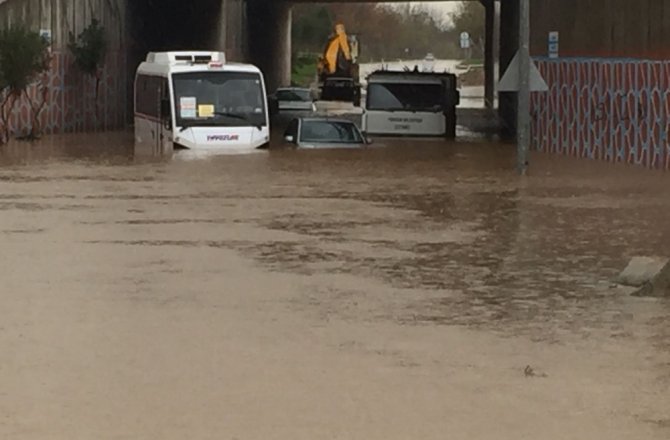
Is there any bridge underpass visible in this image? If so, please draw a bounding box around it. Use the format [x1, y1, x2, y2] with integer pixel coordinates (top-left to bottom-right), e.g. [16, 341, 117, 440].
[1, 0, 667, 169]
[0, 0, 522, 137]
[253, 1, 502, 105]
[125, 0, 516, 136]
[127, 0, 247, 92]
[246, 0, 524, 134]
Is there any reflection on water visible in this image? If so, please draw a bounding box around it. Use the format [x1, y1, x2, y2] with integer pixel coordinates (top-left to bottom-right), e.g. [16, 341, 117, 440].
[0, 131, 135, 165]
[172, 148, 269, 161]
[2, 130, 666, 335]
[1, 130, 669, 438]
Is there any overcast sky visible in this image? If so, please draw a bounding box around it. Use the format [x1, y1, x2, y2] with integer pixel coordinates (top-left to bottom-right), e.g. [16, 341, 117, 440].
[382, 2, 461, 26]
[417, 2, 460, 15]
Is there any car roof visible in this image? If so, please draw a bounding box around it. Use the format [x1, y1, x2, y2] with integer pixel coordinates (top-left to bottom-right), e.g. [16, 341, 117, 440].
[298, 117, 356, 124]
[366, 69, 456, 82]
[276, 87, 310, 91]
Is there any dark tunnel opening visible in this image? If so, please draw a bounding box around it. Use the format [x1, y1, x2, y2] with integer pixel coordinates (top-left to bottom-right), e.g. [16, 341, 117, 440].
[125, 0, 225, 122]
[127, 0, 223, 69]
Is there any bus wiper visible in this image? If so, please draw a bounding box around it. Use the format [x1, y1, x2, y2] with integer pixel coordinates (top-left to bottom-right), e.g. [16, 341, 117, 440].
[179, 122, 213, 132]
[214, 112, 263, 131]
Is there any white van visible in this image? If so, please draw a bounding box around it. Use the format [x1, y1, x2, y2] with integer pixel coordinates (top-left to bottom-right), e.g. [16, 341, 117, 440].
[362, 70, 459, 138]
[134, 51, 270, 154]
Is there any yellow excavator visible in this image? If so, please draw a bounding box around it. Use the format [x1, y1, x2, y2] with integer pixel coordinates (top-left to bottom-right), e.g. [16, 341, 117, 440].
[316, 22, 361, 107]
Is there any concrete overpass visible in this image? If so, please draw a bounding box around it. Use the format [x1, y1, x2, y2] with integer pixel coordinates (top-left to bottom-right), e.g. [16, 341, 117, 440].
[128, 0, 508, 124]
[126, 0, 504, 109]
[0, 0, 510, 130]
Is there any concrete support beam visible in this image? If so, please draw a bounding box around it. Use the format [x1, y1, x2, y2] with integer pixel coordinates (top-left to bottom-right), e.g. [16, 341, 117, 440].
[211, 0, 230, 52]
[247, 0, 292, 92]
[210, 0, 247, 61]
[498, 0, 519, 135]
[483, 0, 500, 110]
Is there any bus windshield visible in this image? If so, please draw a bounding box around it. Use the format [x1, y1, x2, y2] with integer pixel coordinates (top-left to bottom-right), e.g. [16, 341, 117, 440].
[366, 82, 444, 112]
[173, 71, 266, 128]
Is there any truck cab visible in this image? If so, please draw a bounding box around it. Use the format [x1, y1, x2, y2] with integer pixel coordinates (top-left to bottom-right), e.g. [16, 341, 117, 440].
[362, 70, 460, 138]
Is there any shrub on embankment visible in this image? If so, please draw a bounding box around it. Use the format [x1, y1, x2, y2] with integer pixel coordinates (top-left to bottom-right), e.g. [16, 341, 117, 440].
[69, 20, 107, 94]
[68, 19, 108, 127]
[292, 53, 317, 87]
[0, 27, 50, 142]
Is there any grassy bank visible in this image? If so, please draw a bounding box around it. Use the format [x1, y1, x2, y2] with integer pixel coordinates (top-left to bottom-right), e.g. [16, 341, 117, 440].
[457, 59, 484, 69]
[292, 54, 317, 87]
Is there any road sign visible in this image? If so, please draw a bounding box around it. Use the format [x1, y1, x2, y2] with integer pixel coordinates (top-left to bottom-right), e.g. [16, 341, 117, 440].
[39, 29, 51, 44]
[460, 32, 470, 49]
[548, 31, 559, 58]
[498, 50, 549, 92]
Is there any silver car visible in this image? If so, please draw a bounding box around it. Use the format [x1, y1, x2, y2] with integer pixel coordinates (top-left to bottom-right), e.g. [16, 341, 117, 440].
[283, 117, 372, 149]
[273, 87, 317, 112]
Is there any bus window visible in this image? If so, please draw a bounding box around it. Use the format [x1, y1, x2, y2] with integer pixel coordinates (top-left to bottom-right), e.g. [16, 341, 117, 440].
[172, 71, 266, 128]
[136, 74, 162, 118]
[367, 82, 444, 112]
[160, 78, 170, 121]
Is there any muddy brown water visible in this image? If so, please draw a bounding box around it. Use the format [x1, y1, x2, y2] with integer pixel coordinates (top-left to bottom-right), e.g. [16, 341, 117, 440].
[1, 130, 669, 439]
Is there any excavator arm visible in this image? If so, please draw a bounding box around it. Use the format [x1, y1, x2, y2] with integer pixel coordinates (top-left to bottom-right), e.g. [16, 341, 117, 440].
[317, 22, 361, 107]
[321, 23, 352, 75]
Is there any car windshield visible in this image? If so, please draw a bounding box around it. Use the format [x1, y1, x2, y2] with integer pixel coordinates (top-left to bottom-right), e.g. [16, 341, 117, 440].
[299, 120, 364, 143]
[366, 82, 444, 112]
[173, 71, 267, 128]
[276, 89, 311, 102]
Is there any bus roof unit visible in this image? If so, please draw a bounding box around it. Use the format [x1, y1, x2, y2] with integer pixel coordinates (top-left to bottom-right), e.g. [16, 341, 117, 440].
[145, 51, 227, 66]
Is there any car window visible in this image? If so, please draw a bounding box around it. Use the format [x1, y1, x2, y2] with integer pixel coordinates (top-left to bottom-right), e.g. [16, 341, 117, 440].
[294, 90, 311, 101]
[276, 90, 310, 102]
[367, 82, 443, 112]
[299, 121, 363, 143]
[276, 90, 296, 101]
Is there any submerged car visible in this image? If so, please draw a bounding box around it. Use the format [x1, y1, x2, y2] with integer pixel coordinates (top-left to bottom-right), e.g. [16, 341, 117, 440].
[283, 117, 372, 149]
[272, 87, 317, 112]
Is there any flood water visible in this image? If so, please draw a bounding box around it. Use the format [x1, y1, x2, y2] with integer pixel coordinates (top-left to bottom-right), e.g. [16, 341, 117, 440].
[1, 130, 669, 439]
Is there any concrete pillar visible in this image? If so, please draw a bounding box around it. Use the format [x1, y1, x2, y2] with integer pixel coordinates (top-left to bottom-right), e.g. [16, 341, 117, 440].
[498, 0, 519, 136]
[483, 0, 500, 110]
[211, 0, 229, 51]
[210, 0, 247, 61]
[247, 0, 292, 92]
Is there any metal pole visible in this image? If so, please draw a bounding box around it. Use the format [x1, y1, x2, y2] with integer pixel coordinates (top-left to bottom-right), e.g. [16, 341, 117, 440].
[517, 0, 531, 175]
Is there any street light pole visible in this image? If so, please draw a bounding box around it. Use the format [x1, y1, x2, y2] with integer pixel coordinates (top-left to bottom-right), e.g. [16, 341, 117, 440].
[517, 0, 531, 175]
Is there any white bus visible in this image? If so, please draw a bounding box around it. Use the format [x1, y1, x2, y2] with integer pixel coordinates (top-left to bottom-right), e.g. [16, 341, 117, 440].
[134, 51, 270, 154]
[362, 70, 459, 139]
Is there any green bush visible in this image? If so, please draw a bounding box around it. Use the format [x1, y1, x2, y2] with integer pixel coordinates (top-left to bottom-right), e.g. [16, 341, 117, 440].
[68, 19, 107, 76]
[291, 53, 317, 87]
[0, 27, 50, 141]
[0, 27, 50, 94]
[69, 19, 108, 128]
